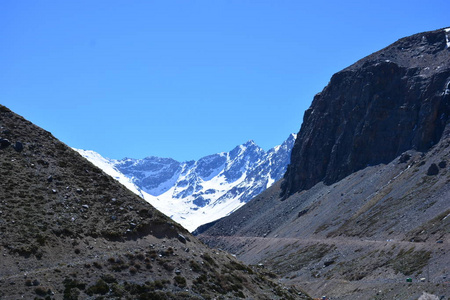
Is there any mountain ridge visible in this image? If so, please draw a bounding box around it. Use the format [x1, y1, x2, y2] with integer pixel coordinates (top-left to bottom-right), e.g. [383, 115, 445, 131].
[76, 133, 295, 231]
[0, 104, 309, 299]
[281, 27, 450, 198]
[199, 27, 450, 299]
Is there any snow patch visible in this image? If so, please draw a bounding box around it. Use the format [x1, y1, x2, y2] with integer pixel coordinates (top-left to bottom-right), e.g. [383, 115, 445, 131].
[75, 135, 295, 232]
[445, 28, 450, 48]
[266, 175, 275, 188]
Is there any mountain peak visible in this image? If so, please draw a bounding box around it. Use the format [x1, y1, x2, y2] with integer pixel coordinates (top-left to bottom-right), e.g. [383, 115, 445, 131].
[243, 139, 256, 146]
[78, 135, 295, 232]
[281, 27, 450, 198]
[198, 28, 450, 300]
[284, 133, 297, 144]
[0, 105, 308, 299]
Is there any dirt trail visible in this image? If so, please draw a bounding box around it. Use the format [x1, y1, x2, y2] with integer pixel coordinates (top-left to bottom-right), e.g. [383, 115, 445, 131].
[200, 234, 445, 251]
[201, 234, 450, 299]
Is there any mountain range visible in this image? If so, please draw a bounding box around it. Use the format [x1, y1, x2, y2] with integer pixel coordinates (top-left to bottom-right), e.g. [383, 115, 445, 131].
[75, 134, 295, 231]
[0, 105, 308, 299]
[199, 27, 450, 299]
[2, 26, 449, 300]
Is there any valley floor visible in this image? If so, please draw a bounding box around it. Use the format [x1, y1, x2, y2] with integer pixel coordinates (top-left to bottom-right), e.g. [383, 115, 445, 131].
[200, 235, 450, 299]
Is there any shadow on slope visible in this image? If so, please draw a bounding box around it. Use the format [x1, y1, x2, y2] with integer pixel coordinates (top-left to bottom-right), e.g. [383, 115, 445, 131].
[0, 105, 310, 300]
[199, 27, 450, 300]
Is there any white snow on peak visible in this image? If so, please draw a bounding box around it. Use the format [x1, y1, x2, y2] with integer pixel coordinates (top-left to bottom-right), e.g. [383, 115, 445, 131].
[74, 135, 295, 232]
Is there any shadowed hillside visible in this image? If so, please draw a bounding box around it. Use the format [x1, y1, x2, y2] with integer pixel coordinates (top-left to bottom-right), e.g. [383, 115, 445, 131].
[0, 105, 310, 299]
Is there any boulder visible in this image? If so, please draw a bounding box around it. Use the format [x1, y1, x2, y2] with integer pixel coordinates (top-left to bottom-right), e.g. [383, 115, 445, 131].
[0, 138, 11, 149]
[13, 141, 23, 152]
[427, 163, 439, 176]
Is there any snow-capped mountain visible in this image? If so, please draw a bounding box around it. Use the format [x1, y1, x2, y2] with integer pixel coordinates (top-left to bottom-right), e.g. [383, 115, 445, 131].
[75, 134, 295, 231]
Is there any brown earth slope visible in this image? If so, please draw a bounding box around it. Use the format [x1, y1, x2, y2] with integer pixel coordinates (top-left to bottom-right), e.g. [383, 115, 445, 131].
[0, 105, 310, 300]
[199, 28, 450, 300]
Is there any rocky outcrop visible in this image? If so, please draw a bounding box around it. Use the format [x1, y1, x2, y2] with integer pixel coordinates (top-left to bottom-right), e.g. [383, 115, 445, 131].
[281, 27, 450, 198]
[78, 134, 296, 231]
[199, 28, 450, 300]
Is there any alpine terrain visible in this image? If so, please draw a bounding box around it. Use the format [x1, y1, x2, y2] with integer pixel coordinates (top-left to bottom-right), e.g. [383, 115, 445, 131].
[199, 27, 450, 299]
[0, 105, 310, 299]
[75, 134, 295, 232]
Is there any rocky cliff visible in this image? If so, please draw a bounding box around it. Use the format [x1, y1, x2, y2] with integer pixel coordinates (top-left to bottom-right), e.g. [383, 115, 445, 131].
[199, 28, 450, 300]
[281, 27, 450, 197]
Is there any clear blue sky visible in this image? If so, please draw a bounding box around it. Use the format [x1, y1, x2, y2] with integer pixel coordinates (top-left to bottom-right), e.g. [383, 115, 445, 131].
[1, 1, 448, 161]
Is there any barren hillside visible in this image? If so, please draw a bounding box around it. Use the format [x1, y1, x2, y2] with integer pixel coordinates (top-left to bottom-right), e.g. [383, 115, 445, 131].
[0, 105, 309, 300]
[199, 28, 450, 300]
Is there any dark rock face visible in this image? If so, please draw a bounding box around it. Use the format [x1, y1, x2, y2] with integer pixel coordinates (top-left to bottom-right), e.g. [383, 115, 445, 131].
[281, 28, 450, 198]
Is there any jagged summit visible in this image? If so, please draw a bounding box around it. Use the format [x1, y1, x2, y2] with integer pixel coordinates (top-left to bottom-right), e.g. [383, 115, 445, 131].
[243, 139, 257, 146]
[77, 134, 296, 231]
[281, 27, 450, 198]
